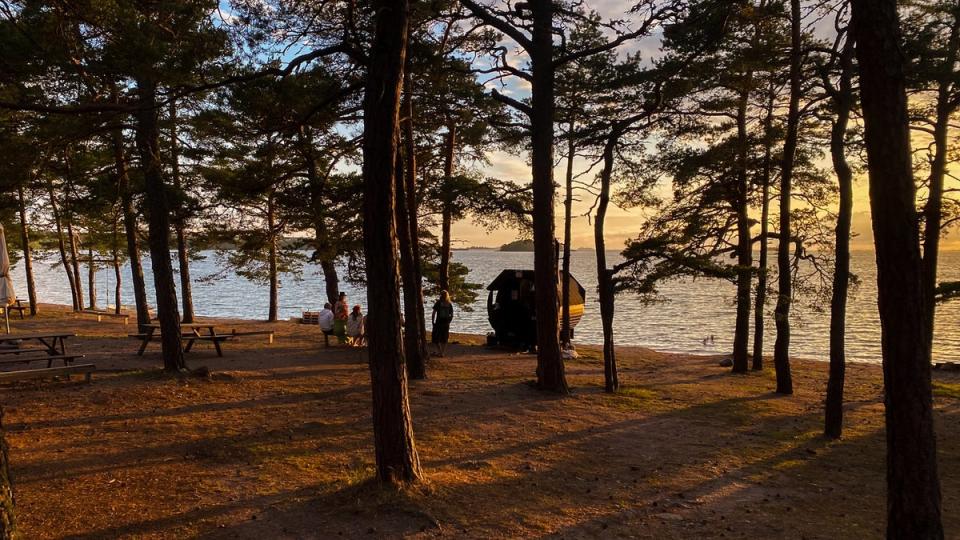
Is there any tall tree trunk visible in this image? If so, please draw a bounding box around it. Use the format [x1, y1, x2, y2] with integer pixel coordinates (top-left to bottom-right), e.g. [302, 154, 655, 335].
[395, 146, 427, 379]
[314, 225, 339, 308]
[16, 187, 37, 316]
[361, 0, 422, 484]
[752, 84, 775, 371]
[851, 1, 943, 536]
[773, 0, 803, 394]
[596, 129, 620, 393]
[825, 37, 855, 440]
[732, 83, 752, 373]
[87, 247, 96, 310]
[733, 2, 768, 373]
[530, 0, 567, 393]
[267, 193, 279, 323]
[0, 409, 14, 540]
[320, 260, 340, 305]
[112, 126, 152, 328]
[398, 72, 429, 378]
[438, 126, 455, 292]
[921, 14, 959, 358]
[403, 72, 430, 369]
[66, 221, 84, 310]
[297, 126, 341, 306]
[170, 101, 195, 323]
[134, 78, 185, 372]
[47, 186, 78, 311]
[772, 0, 801, 395]
[63, 148, 84, 310]
[561, 118, 575, 346]
[112, 216, 123, 315]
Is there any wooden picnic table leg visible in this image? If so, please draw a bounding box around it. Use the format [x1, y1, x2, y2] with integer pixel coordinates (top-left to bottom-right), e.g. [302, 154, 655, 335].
[41, 337, 61, 368]
[36, 337, 57, 356]
[208, 326, 224, 357]
[183, 328, 199, 353]
[137, 327, 153, 356]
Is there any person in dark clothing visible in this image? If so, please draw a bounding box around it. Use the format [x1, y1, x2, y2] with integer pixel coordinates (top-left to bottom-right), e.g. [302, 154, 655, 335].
[431, 290, 454, 357]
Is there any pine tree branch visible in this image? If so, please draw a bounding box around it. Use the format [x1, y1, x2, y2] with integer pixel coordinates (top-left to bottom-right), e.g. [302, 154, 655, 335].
[491, 89, 532, 117]
[458, 0, 533, 51]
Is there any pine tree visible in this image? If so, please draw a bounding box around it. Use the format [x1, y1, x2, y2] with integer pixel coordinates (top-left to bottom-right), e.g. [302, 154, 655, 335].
[851, 0, 944, 535]
[362, 0, 422, 484]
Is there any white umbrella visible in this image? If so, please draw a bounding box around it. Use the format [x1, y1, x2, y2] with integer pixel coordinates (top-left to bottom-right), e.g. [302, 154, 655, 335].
[0, 225, 16, 333]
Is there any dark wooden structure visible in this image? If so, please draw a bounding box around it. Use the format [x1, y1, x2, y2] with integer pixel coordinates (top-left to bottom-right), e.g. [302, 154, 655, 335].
[486, 269, 585, 348]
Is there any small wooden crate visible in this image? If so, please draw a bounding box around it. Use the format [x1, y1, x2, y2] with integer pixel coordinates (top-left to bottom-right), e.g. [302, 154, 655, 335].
[301, 311, 320, 325]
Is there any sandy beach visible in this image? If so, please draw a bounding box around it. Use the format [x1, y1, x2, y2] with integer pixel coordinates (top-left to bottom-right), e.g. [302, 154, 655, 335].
[1, 304, 958, 539]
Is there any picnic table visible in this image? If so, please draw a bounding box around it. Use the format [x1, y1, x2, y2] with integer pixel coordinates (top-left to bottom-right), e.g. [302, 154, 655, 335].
[130, 323, 233, 357]
[0, 332, 74, 356]
[0, 332, 94, 382]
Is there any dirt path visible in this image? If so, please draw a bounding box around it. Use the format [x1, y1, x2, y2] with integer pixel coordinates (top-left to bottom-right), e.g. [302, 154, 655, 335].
[1, 304, 957, 538]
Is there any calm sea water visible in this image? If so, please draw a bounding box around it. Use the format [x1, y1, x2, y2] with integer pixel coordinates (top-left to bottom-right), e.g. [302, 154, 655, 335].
[13, 249, 960, 363]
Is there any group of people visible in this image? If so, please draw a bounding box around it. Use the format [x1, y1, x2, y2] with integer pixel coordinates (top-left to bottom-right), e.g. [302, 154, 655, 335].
[317, 292, 367, 347]
[317, 290, 455, 357]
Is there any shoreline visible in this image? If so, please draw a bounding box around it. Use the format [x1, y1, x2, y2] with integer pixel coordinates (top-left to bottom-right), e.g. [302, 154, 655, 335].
[15, 250, 960, 364]
[11, 302, 877, 372]
[17, 302, 869, 366]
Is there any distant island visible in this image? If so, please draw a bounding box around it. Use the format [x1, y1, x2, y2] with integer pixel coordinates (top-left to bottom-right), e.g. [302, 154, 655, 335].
[499, 239, 535, 252]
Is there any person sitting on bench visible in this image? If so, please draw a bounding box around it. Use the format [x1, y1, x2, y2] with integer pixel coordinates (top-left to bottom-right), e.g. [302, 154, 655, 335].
[346, 305, 364, 347]
[318, 303, 335, 347]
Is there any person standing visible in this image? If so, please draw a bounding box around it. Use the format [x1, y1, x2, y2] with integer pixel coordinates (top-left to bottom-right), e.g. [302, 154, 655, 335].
[431, 290, 454, 357]
[318, 302, 335, 347]
[333, 292, 349, 344]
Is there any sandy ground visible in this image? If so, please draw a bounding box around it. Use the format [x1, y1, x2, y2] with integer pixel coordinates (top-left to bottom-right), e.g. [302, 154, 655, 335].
[0, 304, 958, 539]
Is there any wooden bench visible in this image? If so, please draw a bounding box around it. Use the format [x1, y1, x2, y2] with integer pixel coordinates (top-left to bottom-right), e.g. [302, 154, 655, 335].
[2, 353, 83, 366]
[0, 364, 96, 384]
[81, 309, 130, 325]
[0, 354, 84, 368]
[0, 348, 38, 355]
[0, 347, 73, 356]
[4, 299, 27, 320]
[230, 329, 275, 344]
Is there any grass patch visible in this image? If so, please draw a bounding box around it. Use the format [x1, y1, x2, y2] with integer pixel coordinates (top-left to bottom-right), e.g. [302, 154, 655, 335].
[343, 458, 376, 486]
[933, 381, 960, 399]
[619, 387, 657, 400]
[602, 386, 660, 412]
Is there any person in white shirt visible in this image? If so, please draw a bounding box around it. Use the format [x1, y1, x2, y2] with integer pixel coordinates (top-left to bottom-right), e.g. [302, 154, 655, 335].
[318, 303, 335, 347]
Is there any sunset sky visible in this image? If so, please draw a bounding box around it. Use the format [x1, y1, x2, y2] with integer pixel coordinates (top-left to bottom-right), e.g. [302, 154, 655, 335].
[448, 150, 960, 251]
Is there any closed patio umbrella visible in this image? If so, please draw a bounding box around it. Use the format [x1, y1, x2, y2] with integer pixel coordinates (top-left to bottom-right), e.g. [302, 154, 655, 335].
[0, 225, 15, 333]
